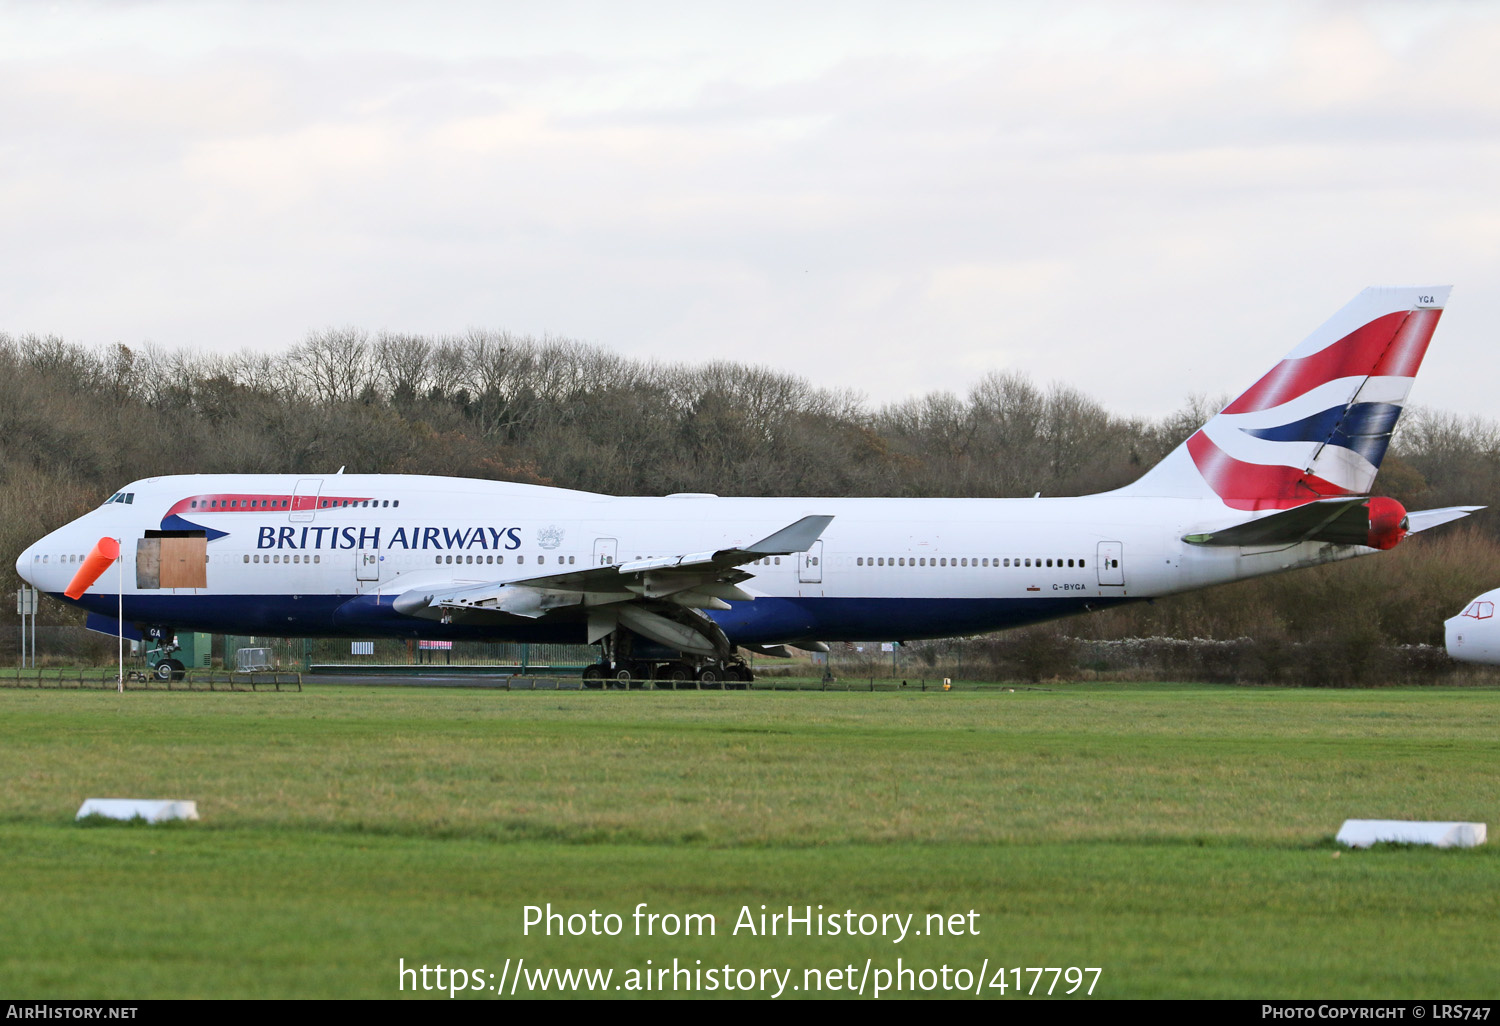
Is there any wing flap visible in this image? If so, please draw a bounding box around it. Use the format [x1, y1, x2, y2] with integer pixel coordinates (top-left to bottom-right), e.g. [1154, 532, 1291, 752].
[390, 514, 834, 654]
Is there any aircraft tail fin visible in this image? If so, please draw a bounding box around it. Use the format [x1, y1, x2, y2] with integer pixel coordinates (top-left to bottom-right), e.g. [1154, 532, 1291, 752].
[1119, 287, 1450, 510]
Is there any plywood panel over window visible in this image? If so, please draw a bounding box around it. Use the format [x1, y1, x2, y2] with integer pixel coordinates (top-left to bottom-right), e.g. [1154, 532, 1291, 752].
[160, 536, 208, 589]
[136, 538, 161, 589]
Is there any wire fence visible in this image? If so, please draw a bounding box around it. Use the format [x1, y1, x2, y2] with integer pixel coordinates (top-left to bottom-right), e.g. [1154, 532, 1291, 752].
[223, 636, 596, 672]
[4, 625, 1494, 688]
[0, 666, 301, 691]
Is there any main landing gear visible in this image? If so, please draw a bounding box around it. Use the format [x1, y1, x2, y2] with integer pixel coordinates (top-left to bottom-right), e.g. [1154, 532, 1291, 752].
[580, 659, 753, 689]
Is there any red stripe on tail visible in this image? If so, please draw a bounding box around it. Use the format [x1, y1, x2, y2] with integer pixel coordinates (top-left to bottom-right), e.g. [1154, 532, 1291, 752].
[1186, 431, 1354, 511]
[1222, 309, 1441, 414]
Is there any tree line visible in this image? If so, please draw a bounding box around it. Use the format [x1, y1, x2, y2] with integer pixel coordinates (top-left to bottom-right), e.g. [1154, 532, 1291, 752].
[2, 327, 1497, 682]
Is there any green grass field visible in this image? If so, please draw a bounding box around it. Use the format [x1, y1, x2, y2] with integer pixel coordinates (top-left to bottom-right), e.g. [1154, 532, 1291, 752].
[2, 683, 1498, 999]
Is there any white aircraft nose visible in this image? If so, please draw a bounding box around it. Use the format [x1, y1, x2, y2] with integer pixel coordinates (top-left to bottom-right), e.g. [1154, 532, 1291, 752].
[1444, 616, 1462, 657]
[1445, 608, 1500, 665]
[16, 544, 36, 587]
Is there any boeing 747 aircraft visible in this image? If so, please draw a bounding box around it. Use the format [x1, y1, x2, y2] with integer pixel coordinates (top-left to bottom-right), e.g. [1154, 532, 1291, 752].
[17, 287, 1480, 683]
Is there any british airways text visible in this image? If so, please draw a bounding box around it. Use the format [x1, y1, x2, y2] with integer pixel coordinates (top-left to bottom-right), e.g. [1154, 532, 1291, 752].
[256, 526, 523, 551]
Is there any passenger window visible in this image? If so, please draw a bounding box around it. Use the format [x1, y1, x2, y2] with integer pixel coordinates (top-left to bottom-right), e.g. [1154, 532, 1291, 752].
[243, 555, 249, 563]
[393, 501, 399, 507]
[538, 555, 545, 565]
[569, 556, 575, 564]
[497, 555, 504, 564]
[774, 557, 781, 565]
[518, 555, 525, 564]
[314, 555, 320, 564]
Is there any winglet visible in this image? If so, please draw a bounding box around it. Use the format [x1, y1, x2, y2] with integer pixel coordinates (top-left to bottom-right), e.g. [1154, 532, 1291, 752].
[742, 515, 834, 555]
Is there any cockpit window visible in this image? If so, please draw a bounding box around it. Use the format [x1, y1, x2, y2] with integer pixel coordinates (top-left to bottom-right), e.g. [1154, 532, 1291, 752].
[1464, 601, 1494, 620]
[99, 492, 136, 507]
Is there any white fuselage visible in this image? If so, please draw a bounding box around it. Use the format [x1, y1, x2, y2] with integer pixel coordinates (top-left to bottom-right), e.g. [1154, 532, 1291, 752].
[17, 473, 1370, 646]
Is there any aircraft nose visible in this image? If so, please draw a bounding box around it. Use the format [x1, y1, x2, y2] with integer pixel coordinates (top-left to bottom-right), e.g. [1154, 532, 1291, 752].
[16, 543, 36, 587]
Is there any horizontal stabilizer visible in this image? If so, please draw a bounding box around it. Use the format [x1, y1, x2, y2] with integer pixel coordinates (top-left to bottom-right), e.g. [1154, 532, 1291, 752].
[1407, 505, 1484, 534]
[1184, 498, 1370, 547]
[1185, 499, 1483, 548]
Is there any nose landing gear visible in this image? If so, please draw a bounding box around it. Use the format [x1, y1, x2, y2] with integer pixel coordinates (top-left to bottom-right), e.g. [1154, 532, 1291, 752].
[144, 626, 186, 681]
[153, 659, 186, 682]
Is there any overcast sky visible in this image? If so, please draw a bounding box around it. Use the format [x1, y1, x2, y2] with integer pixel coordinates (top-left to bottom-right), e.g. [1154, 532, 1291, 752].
[3, 1, 1498, 418]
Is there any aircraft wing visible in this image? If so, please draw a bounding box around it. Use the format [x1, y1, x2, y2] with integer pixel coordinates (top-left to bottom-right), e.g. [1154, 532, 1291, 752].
[390, 515, 833, 656]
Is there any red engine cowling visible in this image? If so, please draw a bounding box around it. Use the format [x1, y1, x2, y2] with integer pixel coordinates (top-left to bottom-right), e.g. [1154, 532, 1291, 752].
[1366, 497, 1409, 550]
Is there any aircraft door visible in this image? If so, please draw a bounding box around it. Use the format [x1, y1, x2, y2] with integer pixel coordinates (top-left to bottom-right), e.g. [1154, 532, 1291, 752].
[593, 538, 618, 566]
[798, 540, 824, 583]
[291, 479, 323, 522]
[356, 548, 380, 582]
[1097, 541, 1124, 586]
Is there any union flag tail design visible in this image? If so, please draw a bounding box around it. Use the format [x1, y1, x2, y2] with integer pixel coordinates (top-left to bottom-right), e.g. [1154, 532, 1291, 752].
[1124, 287, 1449, 509]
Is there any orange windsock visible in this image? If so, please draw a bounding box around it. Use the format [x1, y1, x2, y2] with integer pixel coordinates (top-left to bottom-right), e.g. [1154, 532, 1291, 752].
[64, 537, 121, 600]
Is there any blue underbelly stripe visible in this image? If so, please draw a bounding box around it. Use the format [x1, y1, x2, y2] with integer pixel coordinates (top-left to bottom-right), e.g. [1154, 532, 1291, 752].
[63, 591, 1138, 644]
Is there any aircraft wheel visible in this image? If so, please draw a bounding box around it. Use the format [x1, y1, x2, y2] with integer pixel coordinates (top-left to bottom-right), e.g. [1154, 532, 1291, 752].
[697, 666, 723, 688]
[581, 663, 609, 689]
[154, 659, 185, 682]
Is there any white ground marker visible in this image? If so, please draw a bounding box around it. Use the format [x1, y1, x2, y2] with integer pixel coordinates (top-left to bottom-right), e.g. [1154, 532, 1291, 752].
[1336, 819, 1485, 848]
[76, 799, 200, 823]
